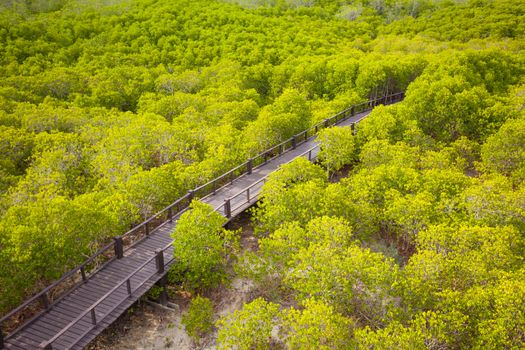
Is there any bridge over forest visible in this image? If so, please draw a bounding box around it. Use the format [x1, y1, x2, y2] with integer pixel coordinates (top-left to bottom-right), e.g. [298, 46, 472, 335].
[0, 92, 404, 350]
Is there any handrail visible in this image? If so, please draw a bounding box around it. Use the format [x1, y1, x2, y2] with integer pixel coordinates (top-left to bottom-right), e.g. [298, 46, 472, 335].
[39, 144, 322, 348]
[0, 192, 193, 341]
[231, 144, 320, 203]
[217, 144, 321, 218]
[0, 194, 192, 338]
[214, 93, 408, 218]
[39, 241, 174, 349]
[0, 91, 404, 343]
[0, 242, 114, 328]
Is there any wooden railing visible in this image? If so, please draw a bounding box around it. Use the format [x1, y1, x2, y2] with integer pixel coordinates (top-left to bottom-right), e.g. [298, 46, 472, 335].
[0, 192, 192, 347]
[216, 143, 320, 219]
[0, 91, 404, 347]
[38, 242, 174, 350]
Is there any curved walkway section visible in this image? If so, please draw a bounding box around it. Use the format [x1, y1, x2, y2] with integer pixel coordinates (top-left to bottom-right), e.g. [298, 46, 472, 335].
[1, 93, 403, 350]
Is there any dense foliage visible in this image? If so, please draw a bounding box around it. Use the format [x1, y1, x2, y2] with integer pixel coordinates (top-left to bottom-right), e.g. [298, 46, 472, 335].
[171, 201, 238, 290]
[0, 0, 524, 347]
[225, 91, 525, 348]
[219, 22, 525, 350]
[181, 295, 215, 342]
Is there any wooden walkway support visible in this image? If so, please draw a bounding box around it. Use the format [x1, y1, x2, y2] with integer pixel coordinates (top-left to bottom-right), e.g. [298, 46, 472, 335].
[0, 93, 404, 350]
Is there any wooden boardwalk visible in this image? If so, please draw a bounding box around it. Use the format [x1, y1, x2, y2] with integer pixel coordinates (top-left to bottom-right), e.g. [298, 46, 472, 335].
[1, 93, 403, 350]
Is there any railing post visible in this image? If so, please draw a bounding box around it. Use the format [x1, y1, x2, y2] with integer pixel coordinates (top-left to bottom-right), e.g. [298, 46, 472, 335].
[80, 266, 87, 282]
[126, 279, 132, 297]
[156, 250, 165, 273]
[40, 293, 50, 310]
[324, 119, 329, 128]
[158, 274, 168, 306]
[351, 106, 355, 116]
[246, 188, 251, 202]
[224, 198, 231, 218]
[145, 222, 150, 236]
[114, 237, 124, 259]
[90, 309, 97, 326]
[292, 135, 297, 149]
[168, 207, 173, 222]
[351, 123, 356, 135]
[247, 158, 253, 175]
[188, 189, 195, 201]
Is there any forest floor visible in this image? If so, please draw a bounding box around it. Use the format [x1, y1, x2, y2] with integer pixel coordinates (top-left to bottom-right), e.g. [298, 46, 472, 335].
[88, 212, 258, 350]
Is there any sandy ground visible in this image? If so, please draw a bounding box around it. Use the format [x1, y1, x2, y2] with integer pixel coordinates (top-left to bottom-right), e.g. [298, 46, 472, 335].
[88, 277, 255, 350]
[89, 300, 194, 350]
